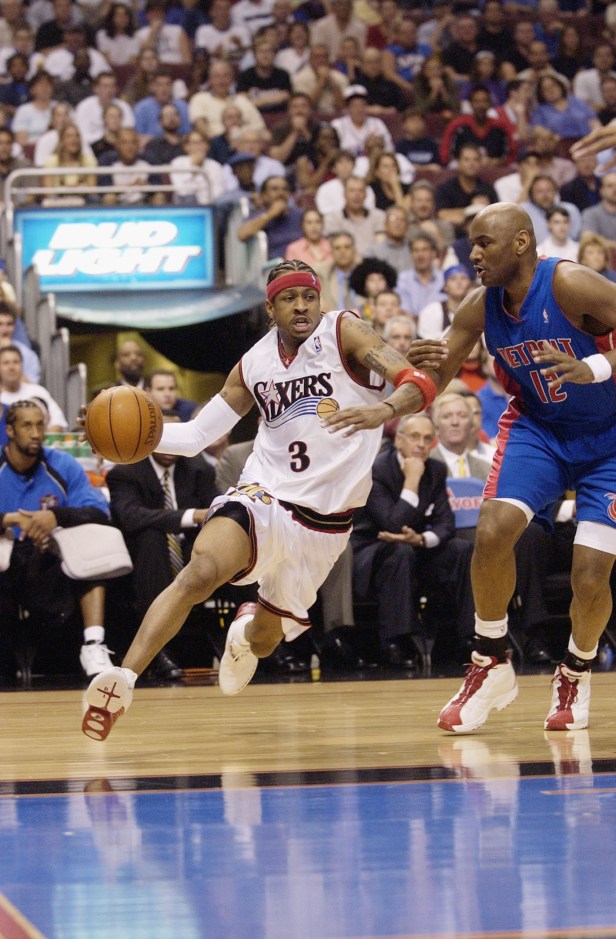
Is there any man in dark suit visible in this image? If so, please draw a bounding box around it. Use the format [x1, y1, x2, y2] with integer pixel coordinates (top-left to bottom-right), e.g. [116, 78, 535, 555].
[106, 411, 219, 680]
[351, 412, 474, 667]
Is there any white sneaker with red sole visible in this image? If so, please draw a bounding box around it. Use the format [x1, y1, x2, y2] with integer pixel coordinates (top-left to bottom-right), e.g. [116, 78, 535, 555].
[82, 666, 133, 741]
[438, 651, 518, 734]
[219, 602, 259, 696]
[544, 664, 591, 731]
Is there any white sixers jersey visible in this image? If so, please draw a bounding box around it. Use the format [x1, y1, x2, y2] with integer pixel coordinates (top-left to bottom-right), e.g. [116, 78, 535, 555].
[238, 310, 387, 514]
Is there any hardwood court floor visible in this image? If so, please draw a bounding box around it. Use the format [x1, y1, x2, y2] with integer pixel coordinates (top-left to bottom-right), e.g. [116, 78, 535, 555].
[2, 675, 616, 938]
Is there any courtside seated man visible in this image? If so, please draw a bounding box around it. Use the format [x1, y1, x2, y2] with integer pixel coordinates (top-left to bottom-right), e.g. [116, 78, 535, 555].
[83, 259, 436, 740]
[409, 202, 616, 735]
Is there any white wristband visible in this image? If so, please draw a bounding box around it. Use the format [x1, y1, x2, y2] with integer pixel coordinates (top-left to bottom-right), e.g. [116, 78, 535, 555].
[582, 353, 613, 383]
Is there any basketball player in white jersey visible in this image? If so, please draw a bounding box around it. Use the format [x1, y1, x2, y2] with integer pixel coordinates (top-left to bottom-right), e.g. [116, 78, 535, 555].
[82, 260, 436, 740]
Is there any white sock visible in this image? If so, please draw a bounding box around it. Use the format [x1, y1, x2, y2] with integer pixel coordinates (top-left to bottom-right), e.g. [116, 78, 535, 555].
[84, 625, 105, 644]
[475, 614, 508, 639]
[568, 637, 598, 661]
[122, 668, 138, 689]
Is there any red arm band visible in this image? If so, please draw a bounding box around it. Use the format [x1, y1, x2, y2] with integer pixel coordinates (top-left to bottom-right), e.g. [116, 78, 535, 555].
[393, 367, 437, 409]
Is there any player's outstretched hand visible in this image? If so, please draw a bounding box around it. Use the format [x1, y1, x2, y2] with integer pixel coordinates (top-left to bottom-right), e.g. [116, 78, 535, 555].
[570, 123, 616, 169]
[406, 338, 448, 371]
[532, 348, 594, 389]
[322, 402, 393, 436]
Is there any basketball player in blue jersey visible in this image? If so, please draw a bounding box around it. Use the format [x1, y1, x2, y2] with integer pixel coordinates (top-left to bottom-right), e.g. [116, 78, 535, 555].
[330, 201, 616, 734]
[82, 259, 438, 740]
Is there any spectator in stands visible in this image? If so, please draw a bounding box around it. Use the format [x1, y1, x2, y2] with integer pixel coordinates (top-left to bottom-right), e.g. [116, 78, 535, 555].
[100, 127, 164, 205]
[237, 34, 291, 115]
[41, 121, 97, 202]
[551, 23, 586, 83]
[0, 0, 26, 49]
[284, 207, 332, 265]
[207, 103, 245, 166]
[96, 2, 139, 67]
[237, 173, 302, 258]
[333, 34, 362, 83]
[219, 150, 257, 201]
[441, 13, 480, 82]
[382, 312, 415, 356]
[293, 122, 340, 196]
[459, 51, 506, 110]
[366, 205, 409, 275]
[501, 19, 536, 74]
[577, 231, 616, 281]
[188, 58, 265, 138]
[135, 0, 191, 66]
[223, 126, 285, 190]
[381, 12, 429, 104]
[536, 205, 579, 259]
[122, 47, 159, 106]
[323, 174, 385, 256]
[170, 129, 227, 204]
[394, 111, 441, 172]
[314, 230, 358, 311]
[435, 143, 498, 230]
[366, 151, 411, 213]
[476, 0, 509, 61]
[291, 44, 348, 115]
[416, 0, 455, 53]
[274, 19, 310, 75]
[0, 400, 115, 678]
[351, 412, 475, 668]
[559, 151, 601, 213]
[396, 232, 444, 320]
[310, 0, 366, 63]
[315, 146, 374, 214]
[45, 23, 108, 83]
[53, 47, 97, 107]
[0, 53, 29, 118]
[231, 0, 274, 41]
[75, 71, 134, 144]
[134, 68, 190, 144]
[0, 345, 68, 430]
[572, 42, 616, 112]
[440, 85, 514, 167]
[407, 179, 455, 255]
[0, 126, 31, 205]
[598, 75, 616, 125]
[194, 0, 249, 63]
[115, 339, 145, 388]
[530, 73, 599, 139]
[495, 79, 533, 146]
[494, 146, 541, 203]
[353, 45, 407, 115]
[580, 171, 616, 244]
[353, 129, 414, 187]
[12, 69, 55, 145]
[417, 263, 472, 340]
[370, 290, 406, 339]
[476, 352, 510, 442]
[0, 21, 38, 78]
[529, 123, 576, 187]
[269, 92, 319, 172]
[0, 301, 40, 382]
[521, 173, 581, 241]
[348, 256, 397, 322]
[34, 0, 83, 54]
[141, 102, 184, 163]
[463, 390, 496, 462]
[517, 40, 568, 97]
[431, 392, 491, 480]
[144, 369, 196, 421]
[411, 55, 459, 121]
[90, 101, 123, 160]
[332, 84, 392, 157]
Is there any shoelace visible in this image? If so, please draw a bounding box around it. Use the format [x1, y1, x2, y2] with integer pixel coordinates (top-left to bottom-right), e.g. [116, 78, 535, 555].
[229, 641, 251, 662]
[455, 660, 493, 705]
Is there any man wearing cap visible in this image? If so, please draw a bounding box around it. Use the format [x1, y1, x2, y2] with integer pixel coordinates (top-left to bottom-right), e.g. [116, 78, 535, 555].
[332, 85, 393, 157]
[223, 126, 285, 191]
[416, 264, 473, 340]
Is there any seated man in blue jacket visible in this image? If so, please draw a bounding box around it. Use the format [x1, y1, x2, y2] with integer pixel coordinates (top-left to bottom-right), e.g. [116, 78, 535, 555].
[0, 399, 113, 678]
[351, 412, 474, 667]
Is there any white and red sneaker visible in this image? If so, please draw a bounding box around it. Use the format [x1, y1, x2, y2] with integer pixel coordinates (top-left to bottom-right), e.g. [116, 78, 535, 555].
[438, 651, 518, 734]
[544, 664, 591, 731]
[219, 602, 259, 696]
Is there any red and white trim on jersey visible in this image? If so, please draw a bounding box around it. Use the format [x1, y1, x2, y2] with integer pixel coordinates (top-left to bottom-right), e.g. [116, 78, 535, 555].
[484, 399, 522, 501]
[257, 594, 312, 628]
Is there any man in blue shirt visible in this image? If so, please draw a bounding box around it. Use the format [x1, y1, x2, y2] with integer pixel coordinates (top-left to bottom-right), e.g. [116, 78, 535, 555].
[0, 399, 115, 678]
[134, 68, 190, 141]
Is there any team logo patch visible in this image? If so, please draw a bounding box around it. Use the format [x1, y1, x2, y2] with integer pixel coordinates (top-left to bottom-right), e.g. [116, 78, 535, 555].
[543, 309, 549, 323]
[606, 492, 616, 523]
[314, 336, 322, 353]
[316, 398, 340, 418]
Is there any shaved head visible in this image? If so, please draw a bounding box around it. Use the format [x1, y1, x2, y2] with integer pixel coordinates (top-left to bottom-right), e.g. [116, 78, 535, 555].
[469, 202, 538, 288]
[471, 202, 536, 252]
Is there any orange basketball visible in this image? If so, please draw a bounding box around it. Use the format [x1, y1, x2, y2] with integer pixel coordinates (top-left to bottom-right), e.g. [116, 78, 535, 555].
[85, 386, 164, 464]
[316, 397, 340, 418]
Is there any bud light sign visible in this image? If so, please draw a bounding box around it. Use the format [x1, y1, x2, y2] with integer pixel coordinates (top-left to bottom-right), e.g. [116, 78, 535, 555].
[15, 206, 215, 292]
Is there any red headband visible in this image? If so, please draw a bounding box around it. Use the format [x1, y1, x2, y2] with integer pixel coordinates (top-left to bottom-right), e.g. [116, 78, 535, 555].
[266, 272, 321, 301]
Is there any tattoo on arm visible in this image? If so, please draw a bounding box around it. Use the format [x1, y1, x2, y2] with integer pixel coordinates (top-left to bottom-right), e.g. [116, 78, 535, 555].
[364, 345, 407, 377]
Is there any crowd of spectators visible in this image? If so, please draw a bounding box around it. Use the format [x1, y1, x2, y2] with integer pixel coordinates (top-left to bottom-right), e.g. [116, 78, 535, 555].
[2, 0, 616, 681]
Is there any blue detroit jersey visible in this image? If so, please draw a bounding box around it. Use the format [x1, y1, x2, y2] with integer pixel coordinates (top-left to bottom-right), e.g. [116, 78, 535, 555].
[484, 256, 616, 434]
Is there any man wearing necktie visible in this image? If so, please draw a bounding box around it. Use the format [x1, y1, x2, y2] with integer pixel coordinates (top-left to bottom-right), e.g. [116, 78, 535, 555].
[106, 411, 220, 680]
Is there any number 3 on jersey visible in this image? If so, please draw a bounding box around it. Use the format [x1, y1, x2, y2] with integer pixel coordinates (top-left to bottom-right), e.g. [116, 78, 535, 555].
[288, 440, 310, 472]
